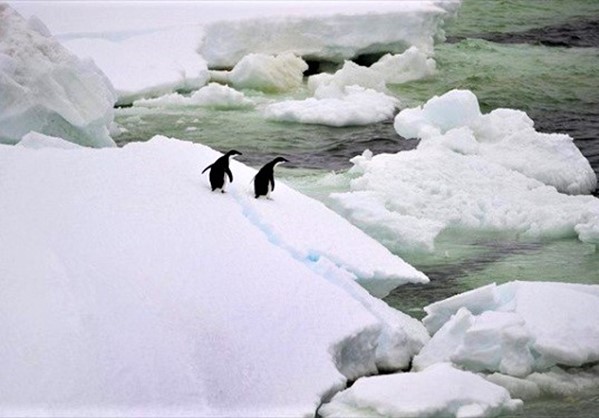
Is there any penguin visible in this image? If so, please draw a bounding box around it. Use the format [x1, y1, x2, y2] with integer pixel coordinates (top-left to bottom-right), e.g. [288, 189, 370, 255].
[254, 156, 289, 199]
[202, 150, 242, 192]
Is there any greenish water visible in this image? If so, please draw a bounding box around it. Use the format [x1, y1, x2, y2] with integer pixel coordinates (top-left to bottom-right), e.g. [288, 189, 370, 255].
[445, 0, 599, 36]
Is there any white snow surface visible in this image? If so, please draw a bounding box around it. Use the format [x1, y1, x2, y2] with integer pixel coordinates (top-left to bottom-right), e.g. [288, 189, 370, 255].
[416, 282, 599, 377]
[319, 363, 522, 418]
[133, 83, 254, 110]
[63, 25, 209, 105]
[199, 1, 459, 68]
[0, 4, 116, 147]
[330, 90, 599, 252]
[0, 133, 428, 416]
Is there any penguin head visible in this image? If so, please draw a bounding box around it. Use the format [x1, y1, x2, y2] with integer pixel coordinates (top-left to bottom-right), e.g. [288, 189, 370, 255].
[226, 150, 242, 158]
[272, 156, 289, 166]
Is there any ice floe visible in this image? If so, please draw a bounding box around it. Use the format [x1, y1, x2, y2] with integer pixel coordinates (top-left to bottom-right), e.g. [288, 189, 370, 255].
[0, 134, 428, 416]
[133, 83, 254, 110]
[319, 363, 522, 418]
[418, 282, 599, 372]
[264, 86, 398, 127]
[330, 89, 599, 252]
[0, 4, 116, 147]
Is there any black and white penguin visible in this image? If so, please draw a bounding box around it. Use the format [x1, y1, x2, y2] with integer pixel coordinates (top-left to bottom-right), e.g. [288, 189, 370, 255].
[202, 150, 242, 192]
[254, 157, 288, 199]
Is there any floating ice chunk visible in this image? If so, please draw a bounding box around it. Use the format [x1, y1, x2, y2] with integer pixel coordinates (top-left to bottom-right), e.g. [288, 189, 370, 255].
[394, 89, 482, 139]
[308, 61, 387, 94]
[319, 363, 522, 418]
[307, 47, 435, 97]
[134, 83, 254, 109]
[0, 5, 116, 147]
[331, 89, 599, 251]
[331, 145, 599, 251]
[419, 281, 599, 377]
[370, 46, 437, 84]
[63, 25, 209, 105]
[394, 89, 597, 194]
[226, 52, 307, 92]
[199, 2, 459, 68]
[264, 86, 398, 127]
[0, 136, 429, 416]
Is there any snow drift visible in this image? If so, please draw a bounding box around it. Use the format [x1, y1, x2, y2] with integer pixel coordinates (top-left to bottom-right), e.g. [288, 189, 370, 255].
[0, 4, 116, 147]
[330, 89, 599, 252]
[0, 133, 428, 417]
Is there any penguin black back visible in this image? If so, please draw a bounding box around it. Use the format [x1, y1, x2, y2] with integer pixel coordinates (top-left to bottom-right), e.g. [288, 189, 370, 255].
[254, 157, 288, 198]
[202, 150, 242, 192]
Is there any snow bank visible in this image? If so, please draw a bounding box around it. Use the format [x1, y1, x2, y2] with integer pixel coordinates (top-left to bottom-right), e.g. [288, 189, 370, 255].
[319, 363, 522, 418]
[330, 90, 599, 252]
[63, 25, 209, 105]
[133, 83, 254, 110]
[199, 2, 459, 68]
[0, 4, 116, 147]
[264, 86, 398, 127]
[416, 282, 599, 375]
[0, 135, 428, 416]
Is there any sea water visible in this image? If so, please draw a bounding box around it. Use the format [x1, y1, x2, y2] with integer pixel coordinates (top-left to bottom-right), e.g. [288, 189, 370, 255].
[114, 0, 599, 414]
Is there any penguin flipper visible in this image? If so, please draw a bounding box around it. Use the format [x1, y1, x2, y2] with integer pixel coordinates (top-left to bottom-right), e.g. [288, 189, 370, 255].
[226, 167, 233, 182]
[270, 175, 275, 191]
[201, 164, 213, 174]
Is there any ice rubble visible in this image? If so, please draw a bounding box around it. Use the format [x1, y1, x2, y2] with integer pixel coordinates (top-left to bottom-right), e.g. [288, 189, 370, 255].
[0, 4, 116, 147]
[63, 25, 209, 105]
[414, 281, 599, 399]
[199, 1, 459, 68]
[330, 89, 599, 252]
[133, 83, 255, 110]
[0, 133, 428, 416]
[319, 363, 522, 418]
[263, 47, 434, 127]
[264, 86, 398, 127]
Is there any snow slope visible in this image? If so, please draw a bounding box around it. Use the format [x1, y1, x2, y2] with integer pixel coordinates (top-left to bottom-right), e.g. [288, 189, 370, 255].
[0, 4, 116, 147]
[0, 134, 428, 416]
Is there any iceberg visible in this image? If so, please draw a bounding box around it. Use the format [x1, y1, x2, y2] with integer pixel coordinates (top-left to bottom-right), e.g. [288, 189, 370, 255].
[0, 134, 428, 416]
[199, 1, 459, 68]
[330, 90, 599, 252]
[319, 363, 522, 418]
[63, 25, 209, 105]
[0, 4, 116, 147]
